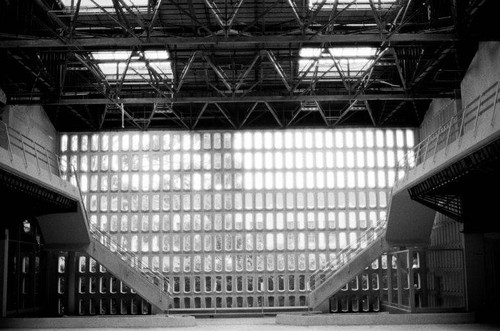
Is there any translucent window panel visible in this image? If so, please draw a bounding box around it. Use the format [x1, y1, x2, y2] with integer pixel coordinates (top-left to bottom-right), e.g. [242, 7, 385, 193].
[385, 130, 395, 148]
[338, 212, 346, 229]
[358, 211, 367, 229]
[367, 171, 376, 188]
[141, 174, 150, 191]
[326, 171, 335, 188]
[266, 234, 274, 250]
[336, 151, 344, 168]
[377, 170, 386, 188]
[334, 131, 344, 148]
[345, 131, 354, 148]
[376, 150, 385, 167]
[375, 130, 384, 147]
[406, 130, 415, 147]
[298, 254, 306, 271]
[295, 172, 304, 189]
[295, 152, 305, 169]
[242, 132, 253, 149]
[347, 171, 356, 188]
[293, 131, 303, 149]
[308, 254, 317, 271]
[70, 135, 78, 152]
[328, 233, 337, 249]
[388, 169, 395, 187]
[336, 171, 345, 188]
[379, 191, 387, 208]
[368, 191, 377, 208]
[366, 151, 375, 168]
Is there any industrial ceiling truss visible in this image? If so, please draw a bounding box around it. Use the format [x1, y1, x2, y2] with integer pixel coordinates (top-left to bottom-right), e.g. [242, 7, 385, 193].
[0, 0, 495, 131]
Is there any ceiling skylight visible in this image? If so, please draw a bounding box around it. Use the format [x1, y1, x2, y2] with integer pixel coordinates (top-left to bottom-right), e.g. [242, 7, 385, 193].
[92, 50, 173, 84]
[60, 0, 149, 12]
[309, 0, 397, 10]
[298, 47, 377, 81]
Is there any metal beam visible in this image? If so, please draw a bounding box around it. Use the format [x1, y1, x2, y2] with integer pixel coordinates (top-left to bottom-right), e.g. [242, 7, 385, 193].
[192, 103, 209, 128]
[148, 0, 165, 35]
[203, 53, 233, 92]
[176, 51, 198, 93]
[214, 103, 237, 129]
[234, 54, 260, 92]
[204, 0, 225, 29]
[0, 34, 457, 49]
[263, 102, 283, 128]
[239, 102, 259, 128]
[265, 50, 291, 92]
[40, 93, 441, 105]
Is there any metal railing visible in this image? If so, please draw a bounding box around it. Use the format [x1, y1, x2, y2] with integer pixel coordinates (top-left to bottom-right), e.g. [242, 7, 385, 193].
[307, 80, 500, 293]
[88, 223, 172, 296]
[0, 120, 172, 300]
[0, 121, 65, 179]
[396, 80, 500, 177]
[307, 218, 387, 291]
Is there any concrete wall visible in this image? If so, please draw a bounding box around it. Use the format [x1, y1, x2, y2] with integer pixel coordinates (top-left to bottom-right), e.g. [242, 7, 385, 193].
[419, 98, 461, 140]
[461, 41, 500, 107]
[0, 105, 57, 154]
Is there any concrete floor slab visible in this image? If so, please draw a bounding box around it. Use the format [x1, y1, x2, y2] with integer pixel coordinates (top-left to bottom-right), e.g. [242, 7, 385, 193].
[1, 316, 499, 331]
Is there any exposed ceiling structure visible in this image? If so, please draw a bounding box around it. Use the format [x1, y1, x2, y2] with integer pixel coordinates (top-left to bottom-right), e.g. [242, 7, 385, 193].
[0, 0, 497, 131]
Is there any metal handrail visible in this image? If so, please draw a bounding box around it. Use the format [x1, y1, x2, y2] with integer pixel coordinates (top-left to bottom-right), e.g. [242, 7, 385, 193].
[396, 80, 500, 177]
[88, 224, 172, 295]
[307, 218, 387, 291]
[0, 120, 172, 298]
[307, 80, 500, 292]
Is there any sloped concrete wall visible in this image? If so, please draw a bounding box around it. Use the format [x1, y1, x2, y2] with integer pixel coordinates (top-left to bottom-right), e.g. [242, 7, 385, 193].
[461, 41, 500, 107]
[0, 104, 57, 155]
[419, 98, 461, 141]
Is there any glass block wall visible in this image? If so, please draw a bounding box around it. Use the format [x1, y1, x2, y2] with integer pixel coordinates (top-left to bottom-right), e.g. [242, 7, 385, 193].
[58, 128, 415, 313]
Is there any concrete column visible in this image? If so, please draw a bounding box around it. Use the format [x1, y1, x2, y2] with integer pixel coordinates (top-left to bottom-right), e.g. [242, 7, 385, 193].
[66, 252, 76, 315]
[0, 229, 8, 317]
[463, 233, 486, 315]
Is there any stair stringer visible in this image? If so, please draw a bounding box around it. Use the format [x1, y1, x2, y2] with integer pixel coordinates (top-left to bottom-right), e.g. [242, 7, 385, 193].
[84, 239, 170, 312]
[309, 235, 390, 311]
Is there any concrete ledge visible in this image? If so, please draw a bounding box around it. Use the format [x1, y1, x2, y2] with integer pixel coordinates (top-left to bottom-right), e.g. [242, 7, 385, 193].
[0, 315, 197, 329]
[276, 312, 475, 326]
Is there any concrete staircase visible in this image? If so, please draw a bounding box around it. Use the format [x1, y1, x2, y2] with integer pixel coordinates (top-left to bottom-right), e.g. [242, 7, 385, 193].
[308, 80, 500, 311]
[0, 122, 172, 312]
[307, 221, 390, 310]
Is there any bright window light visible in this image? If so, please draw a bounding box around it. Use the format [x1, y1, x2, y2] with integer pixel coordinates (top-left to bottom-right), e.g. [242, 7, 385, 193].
[299, 47, 377, 81]
[92, 50, 173, 84]
[309, 0, 397, 10]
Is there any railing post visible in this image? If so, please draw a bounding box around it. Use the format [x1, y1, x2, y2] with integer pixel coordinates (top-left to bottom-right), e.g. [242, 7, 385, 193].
[20, 135, 28, 168]
[45, 151, 52, 180]
[432, 130, 441, 162]
[457, 108, 467, 146]
[3, 123, 13, 161]
[34, 148, 41, 174]
[421, 139, 430, 169]
[57, 156, 62, 178]
[444, 120, 453, 156]
[473, 92, 483, 137]
[492, 81, 500, 126]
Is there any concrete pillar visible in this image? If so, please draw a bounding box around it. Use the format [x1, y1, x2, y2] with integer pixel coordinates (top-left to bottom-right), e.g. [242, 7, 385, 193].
[66, 252, 76, 315]
[0, 229, 8, 317]
[463, 233, 486, 315]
